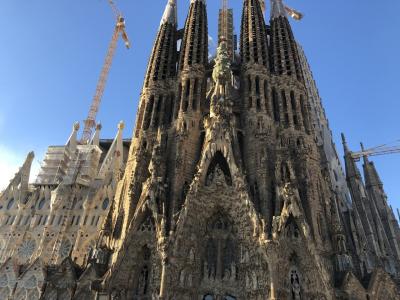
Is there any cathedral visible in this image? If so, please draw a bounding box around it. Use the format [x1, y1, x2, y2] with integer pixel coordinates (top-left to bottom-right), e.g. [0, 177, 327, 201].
[0, 0, 400, 299]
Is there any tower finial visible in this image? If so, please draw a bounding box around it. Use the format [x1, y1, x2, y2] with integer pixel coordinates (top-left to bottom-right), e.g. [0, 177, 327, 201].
[160, 0, 177, 26]
[66, 122, 80, 152]
[360, 142, 369, 164]
[270, 0, 287, 19]
[91, 123, 102, 146]
[259, 0, 266, 14]
[341, 133, 349, 152]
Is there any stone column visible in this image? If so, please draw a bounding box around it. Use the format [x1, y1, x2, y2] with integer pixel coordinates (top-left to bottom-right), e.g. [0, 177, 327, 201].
[159, 252, 169, 299]
[268, 251, 278, 300]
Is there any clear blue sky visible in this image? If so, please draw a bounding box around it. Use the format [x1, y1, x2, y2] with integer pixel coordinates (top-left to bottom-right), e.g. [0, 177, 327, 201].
[0, 1, 399, 214]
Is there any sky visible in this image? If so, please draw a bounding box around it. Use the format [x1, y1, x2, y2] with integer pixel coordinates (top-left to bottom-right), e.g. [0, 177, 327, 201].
[0, 0, 399, 213]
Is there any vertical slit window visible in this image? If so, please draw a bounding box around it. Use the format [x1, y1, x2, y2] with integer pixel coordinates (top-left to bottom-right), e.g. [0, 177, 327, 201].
[193, 79, 198, 111]
[248, 97, 253, 109]
[272, 88, 280, 122]
[281, 90, 289, 127]
[300, 94, 308, 131]
[143, 96, 154, 130]
[183, 81, 190, 112]
[154, 96, 162, 128]
[175, 85, 181, 118]
[168, 93, 175, 124]
[256, 98, 261, 111]
[255, 76, 260, 95]
[290, 91, 299, 126]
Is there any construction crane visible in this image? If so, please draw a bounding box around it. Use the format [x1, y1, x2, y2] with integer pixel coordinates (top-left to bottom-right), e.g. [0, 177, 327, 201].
[220, 0, 228, 41]
[81, 0, 130, 144]
[351, 141, 400, 162]
[259, 0, 304, 20]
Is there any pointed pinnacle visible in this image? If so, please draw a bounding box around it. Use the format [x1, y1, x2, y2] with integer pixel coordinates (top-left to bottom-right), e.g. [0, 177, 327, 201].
[361, 142, 369, 164]
[341, 133, 349, 153]
[160, 0, 177, 26]
[270, 0, 287, 20]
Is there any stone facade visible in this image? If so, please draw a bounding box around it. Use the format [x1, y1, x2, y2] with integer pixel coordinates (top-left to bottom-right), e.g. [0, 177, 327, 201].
[0, 122, 130, 299]
[0, 0, 400, 299]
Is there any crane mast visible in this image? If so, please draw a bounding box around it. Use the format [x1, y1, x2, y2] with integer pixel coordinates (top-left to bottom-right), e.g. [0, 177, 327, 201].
[221, 0, 228, 41]
[81, 0, 130, 144]
[262, 0, 303, 20]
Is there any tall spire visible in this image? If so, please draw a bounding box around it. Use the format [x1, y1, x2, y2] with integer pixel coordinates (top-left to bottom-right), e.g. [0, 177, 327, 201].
[240, 0, 269, 66]
[98, 121, 125, 178]
[342, 133, 361, 180]
[269, 0, 302, 80]
[361, 143, 383, 188]
[341, 133, 349, 153]
[270, 0, 287, 19]
[171, 0, 208, 214]
[178, 0, 208, 70]
[360, 143, 400, 261]
[135, 0, 178, 136]
[143, 0, 178, 88]
[160, 0, 177, 26]
[361, 142, 369, 165]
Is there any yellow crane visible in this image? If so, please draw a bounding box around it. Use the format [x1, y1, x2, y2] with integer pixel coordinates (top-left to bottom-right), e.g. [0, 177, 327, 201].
[351, 141, 400, 162]
[260, 0, 304, 20]
[81, 0, 130, 144]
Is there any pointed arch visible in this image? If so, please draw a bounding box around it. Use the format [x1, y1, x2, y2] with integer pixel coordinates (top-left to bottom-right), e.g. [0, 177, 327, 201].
[142, 96, 154, 130]
[287, 258, 303, 300]
[137, 210, 156, 233]
[255, 76, 260, 95]
[203, 212, 237, 282]
[133, 245, 152, 297]
[272, 88, 280, 122]
[281, 162, 291, 182]
[285, 214, 301, 239]
[205, 151, 232, 186]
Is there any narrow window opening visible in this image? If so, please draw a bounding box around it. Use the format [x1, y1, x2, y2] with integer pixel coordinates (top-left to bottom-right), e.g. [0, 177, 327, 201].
[272, 88, 280, 122]
[183, 80, 190, 112]
[256, 98, 261, 111]
[255, 76, 260, 95]
[300, 94, 309, 131]
[248, 97, 253, 109]
[193, 79, 199, 110]
[290, 91, 299, 126]
[143, 96, 154, 130]
[264, 80, 269, 113]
